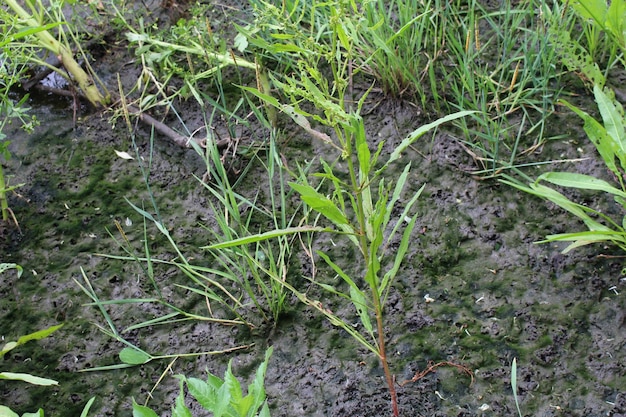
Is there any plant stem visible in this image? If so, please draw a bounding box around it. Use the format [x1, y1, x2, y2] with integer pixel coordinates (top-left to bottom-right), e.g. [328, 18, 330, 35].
[375, 307, 399, 416]
[4, 0, 108, 107]
[0, 163, 8, 222]
[345, 127, 399, 415]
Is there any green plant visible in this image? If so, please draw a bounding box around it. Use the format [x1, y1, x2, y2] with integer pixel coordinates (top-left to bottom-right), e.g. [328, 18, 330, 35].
[502, 84, 626, 255]
[356, 0, 446, 108]
[0, 322, 61, 415]
[207, 2, 474, 414]
[132, 347, 273, 417]
[192, 127, 310, 325]
[564, 0, 626, 71]
[502, 0, 626, 258]
[1, 0, 108, 107]
[119, 7, 255, 112]
[76, 267, 254, 372]
[441, 0, 564, 177]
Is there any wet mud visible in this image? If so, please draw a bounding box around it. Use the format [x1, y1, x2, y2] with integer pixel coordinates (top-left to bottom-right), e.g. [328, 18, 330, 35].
[1, 2, 625, 417]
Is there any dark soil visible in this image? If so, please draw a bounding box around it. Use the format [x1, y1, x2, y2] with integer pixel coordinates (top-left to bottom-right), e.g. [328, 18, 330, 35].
[1, 1, 625, 417]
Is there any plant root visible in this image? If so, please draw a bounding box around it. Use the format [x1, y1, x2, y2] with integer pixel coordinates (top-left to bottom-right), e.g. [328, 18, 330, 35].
[398, 360, 474, 387]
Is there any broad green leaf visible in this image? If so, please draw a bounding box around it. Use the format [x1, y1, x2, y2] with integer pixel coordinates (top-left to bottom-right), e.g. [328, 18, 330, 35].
[537, 172, 626, 197]
[289, 183, 349, 226]
[15, 324, 63, 346]
[281, 104, 334, 143]
[224, 361, 244, 407]
[259, 403, 271, 417]
[186, 376, 218, 409]
[213, 366, 232, 417]
[605, 0, 626, 39]
[569, 0, 608, 26]
[119, 347, 151, 365]
[0, 372, 58, 386]
[247, 347, 272, 414]
[0, 406, 19, 417]
[132, 399, 159, 417]
[22, 411, 43, 417]
[349, 285, 374, 336]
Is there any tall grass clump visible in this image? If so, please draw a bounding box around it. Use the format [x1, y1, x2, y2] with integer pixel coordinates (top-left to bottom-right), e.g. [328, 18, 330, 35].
[440, 0, 566, 177]
[356, 0, 447, 109]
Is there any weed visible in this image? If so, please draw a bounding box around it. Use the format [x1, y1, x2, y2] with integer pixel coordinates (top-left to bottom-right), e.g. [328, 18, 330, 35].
[357, 0, 446, 108]
[502, 1, 626, 260]
[441, 0, 564, 177]
[0, 319, 95, 417]
[132, 347, 273, 417]
[2, 0, 108, 106]
[206, 2, 474, 414]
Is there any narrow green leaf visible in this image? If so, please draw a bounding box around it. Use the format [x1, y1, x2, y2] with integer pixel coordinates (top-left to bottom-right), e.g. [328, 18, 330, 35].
[203, 226, 324, 249]
[386, 111, 475, 167]
[316, 251, 374, 338]
[80, 397, 96, 417]
[511, 358, 523, 417]
[186, 376, 218, 409]
[239, 86, 282, 108]
[289, 183, 349, 226]
[354, 116, 371, 177]
[537, 172, 626, 197]
[381, 213, 418, 293]
[0, 405, 19, 417]
[22, 410, 44, 417]
[0, 372, 58, 386]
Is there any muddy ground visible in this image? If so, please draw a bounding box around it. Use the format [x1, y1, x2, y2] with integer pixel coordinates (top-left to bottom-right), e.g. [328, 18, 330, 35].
[1, 1, 626, 416]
